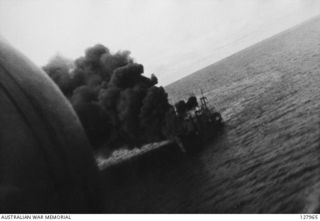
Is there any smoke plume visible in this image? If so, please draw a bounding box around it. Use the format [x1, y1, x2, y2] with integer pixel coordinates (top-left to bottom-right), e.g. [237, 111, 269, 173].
[43, 44, 174, 150]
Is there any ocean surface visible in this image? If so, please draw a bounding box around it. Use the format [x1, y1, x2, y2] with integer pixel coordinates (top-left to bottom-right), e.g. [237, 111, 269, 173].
[101, 17, 320, 213]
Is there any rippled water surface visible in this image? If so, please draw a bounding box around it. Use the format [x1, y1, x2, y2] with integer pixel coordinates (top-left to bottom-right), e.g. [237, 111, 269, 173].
[102, 17, 320, 213]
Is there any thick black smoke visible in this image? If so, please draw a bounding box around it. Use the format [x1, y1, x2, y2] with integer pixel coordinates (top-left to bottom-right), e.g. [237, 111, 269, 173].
[140, 86, 170, 142]
[43, 44, 174, 150]
[71, 44, 133, 90]
[109, 63, 144, 88]
[42, 55, 75, 96]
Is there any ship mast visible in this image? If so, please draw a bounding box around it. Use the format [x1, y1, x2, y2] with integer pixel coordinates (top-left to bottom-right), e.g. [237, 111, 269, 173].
[199, 89, 208, 111]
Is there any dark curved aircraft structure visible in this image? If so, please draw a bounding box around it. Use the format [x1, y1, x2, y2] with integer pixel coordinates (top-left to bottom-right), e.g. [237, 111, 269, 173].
[0, 39, 102, 213]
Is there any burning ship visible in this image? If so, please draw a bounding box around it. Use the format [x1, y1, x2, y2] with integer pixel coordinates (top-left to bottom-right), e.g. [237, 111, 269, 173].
[175, 92, 224, 153]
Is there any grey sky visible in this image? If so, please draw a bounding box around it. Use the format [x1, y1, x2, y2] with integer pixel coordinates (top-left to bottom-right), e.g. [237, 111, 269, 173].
[1, 0, 320, 85]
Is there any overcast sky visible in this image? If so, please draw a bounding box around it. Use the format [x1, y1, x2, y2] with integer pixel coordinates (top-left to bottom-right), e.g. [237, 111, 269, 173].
[1, 0, 320, 85]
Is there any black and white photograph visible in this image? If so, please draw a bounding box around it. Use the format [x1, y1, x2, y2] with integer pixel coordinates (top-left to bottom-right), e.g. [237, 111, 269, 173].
[0, 0, 320, 216]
